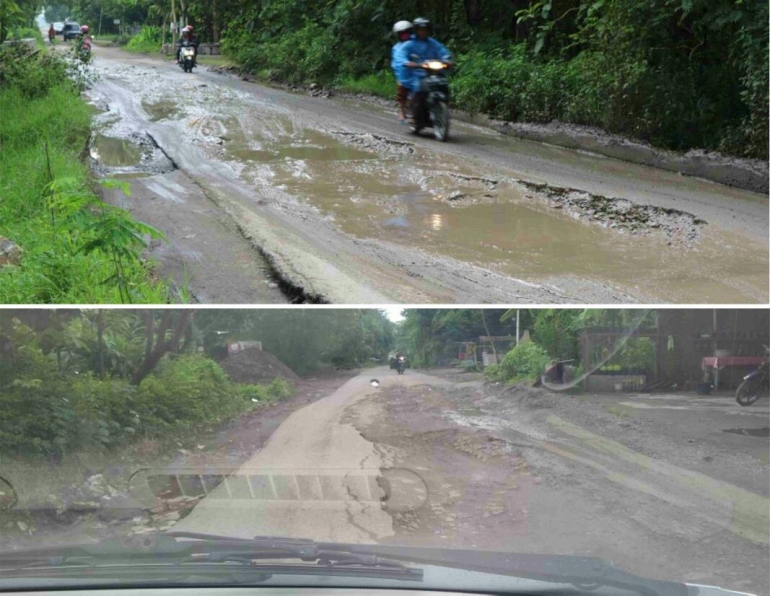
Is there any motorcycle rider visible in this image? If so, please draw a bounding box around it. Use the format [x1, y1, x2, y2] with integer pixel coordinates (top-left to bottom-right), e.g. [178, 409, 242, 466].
[176, 26, 198, 66]
[48, 24, 55, 43]
[398, 18, 452, 127]
[391, 21, 414, 125]
[76, 25, 92, 60]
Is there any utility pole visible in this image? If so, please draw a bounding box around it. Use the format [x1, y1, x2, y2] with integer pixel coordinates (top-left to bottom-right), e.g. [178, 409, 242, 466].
[516, 310, 520, 345]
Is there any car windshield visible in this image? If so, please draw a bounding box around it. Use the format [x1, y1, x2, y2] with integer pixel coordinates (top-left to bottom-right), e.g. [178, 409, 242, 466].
[0, 308, 767, 595]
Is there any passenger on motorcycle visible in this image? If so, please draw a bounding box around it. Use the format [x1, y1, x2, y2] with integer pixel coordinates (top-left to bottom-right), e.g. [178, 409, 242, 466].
[391, 21, 414, 125]
[75, 25, 92, 60]
[398, 19, 451, 89]
[176, 26, 199, 65]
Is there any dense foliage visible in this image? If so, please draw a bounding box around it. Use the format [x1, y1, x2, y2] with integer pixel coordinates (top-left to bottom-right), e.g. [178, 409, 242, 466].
[397, 309, 527, 367]
[50, 0, 768, 158]
[0, 311, 299, 457]
[196, 309, 395, 374]
[400, 309, 658, 382]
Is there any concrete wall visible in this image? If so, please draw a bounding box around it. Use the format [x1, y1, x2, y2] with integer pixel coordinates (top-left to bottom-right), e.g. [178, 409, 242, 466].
[161, 42, 220, 56]
[585, 374, 646, 393]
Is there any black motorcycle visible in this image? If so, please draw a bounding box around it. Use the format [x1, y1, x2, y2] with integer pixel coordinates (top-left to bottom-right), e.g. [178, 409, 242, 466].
[396, 356, 406, 375]
[410, 60, 451, 142]
[735, 350, 769, 406]
[178, 41, 196, 73]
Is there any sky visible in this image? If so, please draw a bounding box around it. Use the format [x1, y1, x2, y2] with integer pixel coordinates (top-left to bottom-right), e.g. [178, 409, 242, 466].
[383, 307, 404, 323]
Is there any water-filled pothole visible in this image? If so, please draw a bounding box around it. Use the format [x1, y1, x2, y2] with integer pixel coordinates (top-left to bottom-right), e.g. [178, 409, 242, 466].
[723, 427, 769, 438]
[143, 100, 183, 122]
[90, 135, 143, 168]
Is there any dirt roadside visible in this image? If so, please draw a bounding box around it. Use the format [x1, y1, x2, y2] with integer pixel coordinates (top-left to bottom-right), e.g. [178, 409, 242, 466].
[346, 372, 769, 595]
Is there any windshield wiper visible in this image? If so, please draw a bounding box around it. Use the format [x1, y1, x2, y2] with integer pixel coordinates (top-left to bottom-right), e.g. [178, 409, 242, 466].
[0, 531, 690, 595]
[0, 532, 422, 583]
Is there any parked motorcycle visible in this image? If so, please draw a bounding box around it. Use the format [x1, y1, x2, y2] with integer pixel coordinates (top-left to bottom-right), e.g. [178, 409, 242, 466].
[396, 356, 406, 375]
[178, 42, 196, 73]
[410, 60, 451, 142]
[735, 349, 769, 406]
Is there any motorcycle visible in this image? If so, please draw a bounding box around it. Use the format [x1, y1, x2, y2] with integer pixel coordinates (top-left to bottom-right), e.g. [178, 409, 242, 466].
[396, 356, 406, 375]
[735, 349, 769, 406]
[410, 60, 451, 142]
[74, 37, 91, 63]
[178, 42, 196, 73]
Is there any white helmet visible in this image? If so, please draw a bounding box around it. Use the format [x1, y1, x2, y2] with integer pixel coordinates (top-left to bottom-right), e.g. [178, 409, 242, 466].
[393, 20, 413, 34]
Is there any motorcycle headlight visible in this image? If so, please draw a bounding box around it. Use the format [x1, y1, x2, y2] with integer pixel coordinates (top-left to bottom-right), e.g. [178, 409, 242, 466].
[426, 61, 445, 70]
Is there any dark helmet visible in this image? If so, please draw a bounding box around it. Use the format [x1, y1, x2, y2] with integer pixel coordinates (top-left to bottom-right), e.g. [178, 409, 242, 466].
[413, 17, 431, 31]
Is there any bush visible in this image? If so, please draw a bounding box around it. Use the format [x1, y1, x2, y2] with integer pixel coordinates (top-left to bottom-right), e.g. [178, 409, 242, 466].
[126, 26, 162, 54]
[0, 45, 168, 303]
[137, 354, 242, 430]
[495, 342, 551, 383]
[0, 350, 295, 458]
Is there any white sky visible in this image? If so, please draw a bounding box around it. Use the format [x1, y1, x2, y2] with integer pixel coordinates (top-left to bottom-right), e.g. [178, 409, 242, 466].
[382, 307, 405, 323]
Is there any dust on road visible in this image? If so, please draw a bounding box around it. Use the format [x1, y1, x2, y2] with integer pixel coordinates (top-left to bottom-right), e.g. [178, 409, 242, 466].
[87, 46, 768, 304]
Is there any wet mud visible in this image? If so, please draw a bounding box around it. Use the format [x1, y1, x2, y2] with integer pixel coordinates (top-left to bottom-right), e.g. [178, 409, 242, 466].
[84, 50, 769, 304]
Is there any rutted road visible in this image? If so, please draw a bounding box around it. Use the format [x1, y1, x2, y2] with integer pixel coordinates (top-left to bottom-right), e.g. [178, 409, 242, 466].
[88, 46, 768, 304]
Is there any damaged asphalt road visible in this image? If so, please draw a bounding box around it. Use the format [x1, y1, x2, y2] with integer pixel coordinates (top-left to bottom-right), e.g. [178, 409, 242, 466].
[88, 47, 768, 304]
[345, 369, 769, 596]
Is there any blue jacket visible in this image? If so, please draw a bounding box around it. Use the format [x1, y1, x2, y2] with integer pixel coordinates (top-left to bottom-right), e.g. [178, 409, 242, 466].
[390, 39, 411, 86]
[397, 37, 452, 91]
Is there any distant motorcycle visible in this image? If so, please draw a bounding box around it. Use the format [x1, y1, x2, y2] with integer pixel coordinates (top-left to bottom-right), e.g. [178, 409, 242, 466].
[396, 356, 406, 375]
[410, 60, 451, 142]
[735, 350, 769, 406]
[178, 41, 196, 73]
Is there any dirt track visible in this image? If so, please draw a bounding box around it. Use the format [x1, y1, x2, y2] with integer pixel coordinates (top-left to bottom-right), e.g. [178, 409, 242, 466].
[87, 46, 768, 304]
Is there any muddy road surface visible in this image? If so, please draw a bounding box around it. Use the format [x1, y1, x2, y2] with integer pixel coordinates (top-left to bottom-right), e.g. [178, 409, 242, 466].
[88, 47, 768, 303]
[162, 367, 767, 594]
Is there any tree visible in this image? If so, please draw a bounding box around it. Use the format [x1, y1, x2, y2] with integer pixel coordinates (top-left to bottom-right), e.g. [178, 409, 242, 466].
[130, 310, 195, 385]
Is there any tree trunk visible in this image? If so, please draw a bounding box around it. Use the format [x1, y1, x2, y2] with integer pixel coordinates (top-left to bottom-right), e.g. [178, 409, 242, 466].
[481, 310, 498, 366]
[212, 0, 219, 42]
[97, 310, 106, 381]
[131, 311, 195, 386]
[465, 0, 483, 25]
[144, 310, 155, 359]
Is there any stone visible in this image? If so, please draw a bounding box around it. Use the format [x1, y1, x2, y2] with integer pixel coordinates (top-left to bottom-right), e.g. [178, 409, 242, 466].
[154, 511, 180, 523]
[0, 237, 21, 266]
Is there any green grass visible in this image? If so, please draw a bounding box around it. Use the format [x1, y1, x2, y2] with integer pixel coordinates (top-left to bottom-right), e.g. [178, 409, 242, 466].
[338, 71, 396, 99]
[196, 55, 233, 68]
[124, 39, 162, 54]
[0, 83, 169, 303]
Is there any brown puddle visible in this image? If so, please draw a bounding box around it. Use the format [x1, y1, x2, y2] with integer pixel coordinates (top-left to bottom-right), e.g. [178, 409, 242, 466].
[143, 100, 182, 122]
[224, 127, 375, 164]
[220, 117, 769, 303]
[90, 135, 143, 168]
